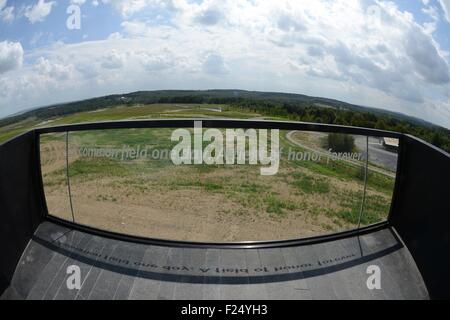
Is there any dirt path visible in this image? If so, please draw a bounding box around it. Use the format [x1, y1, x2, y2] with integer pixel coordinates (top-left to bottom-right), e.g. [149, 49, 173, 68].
[40, 140, 67, 175]
[40, 140, 81, 175]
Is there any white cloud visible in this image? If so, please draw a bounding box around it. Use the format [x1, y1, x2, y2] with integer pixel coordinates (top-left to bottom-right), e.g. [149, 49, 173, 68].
[121, 20, 150, 36]
[100, 0, 166, 18]
[71, 0, 86, 5]
[422, 5, 439, 21]
[0, 0, 14, 23]
[35, 57, 76, 81]
[107, 32, 122, 40]
[0, 41, 23, 74]
[121, 20, 174, 39]
[195, 8, 223, 26]
[101, 50, 125, 69]
[403, 27, 450, 84]
[2, 0, 450, 128]
[24, 0, 55, 24]
[0, 5, 14, 23]
[439, 0, 450, 22]
[138, 51, 175, 72]
[202, 52, 229, 75]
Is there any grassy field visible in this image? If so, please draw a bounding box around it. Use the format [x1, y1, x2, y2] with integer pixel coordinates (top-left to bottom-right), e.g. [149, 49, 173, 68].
[0, 104, 259, 143]
[33, 103, 398, 242]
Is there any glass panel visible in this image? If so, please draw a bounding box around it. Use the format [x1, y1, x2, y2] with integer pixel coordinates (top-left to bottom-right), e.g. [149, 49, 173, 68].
[67, 128, 176, 234]
[284, 131, 367, 233]
[57, 126, 375, 242]
[39, 132, 72, 221]
[361, 136, 399, 226]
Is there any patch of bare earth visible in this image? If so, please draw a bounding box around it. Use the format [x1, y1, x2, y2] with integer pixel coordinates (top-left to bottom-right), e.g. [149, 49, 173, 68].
[43, 164, 389, 242]
[41, 136, 391, 242]
[40, 140, 67, 175]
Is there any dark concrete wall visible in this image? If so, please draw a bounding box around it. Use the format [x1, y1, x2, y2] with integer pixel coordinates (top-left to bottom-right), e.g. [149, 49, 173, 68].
[391, 135, 450, 299]
[0, 131, 45, 295]
[0, 124, 449, 299]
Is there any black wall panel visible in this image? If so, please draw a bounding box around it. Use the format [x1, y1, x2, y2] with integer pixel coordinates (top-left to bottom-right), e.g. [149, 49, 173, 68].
[0, 132, 45, 295]
[391, 135, 450, 299]
[0, 122, 449, 299]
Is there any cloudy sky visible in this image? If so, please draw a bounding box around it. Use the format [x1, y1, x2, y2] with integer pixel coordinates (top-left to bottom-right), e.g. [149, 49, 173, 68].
[1, 0, 450, 128]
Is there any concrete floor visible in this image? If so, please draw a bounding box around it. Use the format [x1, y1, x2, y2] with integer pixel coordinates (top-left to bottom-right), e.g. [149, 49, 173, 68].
[1, 222, 428, 300]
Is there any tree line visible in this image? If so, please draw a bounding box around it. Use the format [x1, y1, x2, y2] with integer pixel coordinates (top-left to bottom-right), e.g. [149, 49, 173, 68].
[1, 91, 449, 152]
[226, 98, 450, 152]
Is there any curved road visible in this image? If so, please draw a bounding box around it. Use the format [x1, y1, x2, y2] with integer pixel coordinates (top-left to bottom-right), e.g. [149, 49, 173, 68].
[285, 131, 397, 178]
[354, 136, 398, 172]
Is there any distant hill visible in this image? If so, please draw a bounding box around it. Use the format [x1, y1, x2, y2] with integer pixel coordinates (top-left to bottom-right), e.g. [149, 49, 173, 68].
[1, 89, 449, 152]
[0, 89, 442, 130]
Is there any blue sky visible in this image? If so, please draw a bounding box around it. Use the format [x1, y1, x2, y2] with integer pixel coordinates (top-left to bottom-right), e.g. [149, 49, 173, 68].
[1, 0, 450, 128]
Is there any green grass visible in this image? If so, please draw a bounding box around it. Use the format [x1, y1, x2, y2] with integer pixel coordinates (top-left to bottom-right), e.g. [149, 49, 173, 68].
[68, 158, 130, 178]
[326, 190, 390, 226]
[42, 171, 66, 187]
[166, 177, 224, 192]
[236, 182, 266, 193]
[286, 146, 394, 196]
[366, 171, 395, 195]
[0, 103, 258, 144]
[290, 174, 330, 194]
[33, 103, 397, 233]
[265, 194, 298, 215]
[363, 194, 391, 223]
[0, 125, 35, 142]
